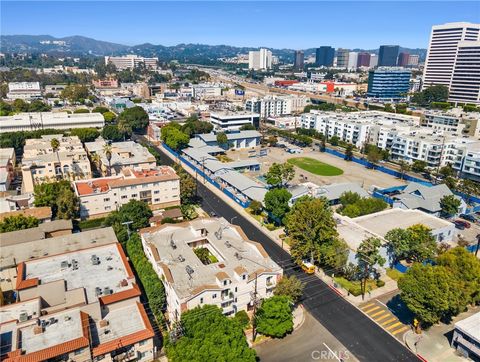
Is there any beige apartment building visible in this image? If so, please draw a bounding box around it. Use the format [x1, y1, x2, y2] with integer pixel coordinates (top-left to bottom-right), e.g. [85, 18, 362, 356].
[1, 230, 155, 362]
[73, 166, 180, 219]
[85, 140, 156, 176]
[21, 135, 92, 192]
[140, 218, 283, 323]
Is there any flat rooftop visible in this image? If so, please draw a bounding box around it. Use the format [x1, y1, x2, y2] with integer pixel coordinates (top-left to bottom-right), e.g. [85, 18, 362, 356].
[0, 226, 114, 270]
[22, 242, 134, 303]
[0, 298, 41, 324]
[141, 218, 281, 299]
[19, 308, 88, 355]
[455, 312, 480, 342]
[353, 208, 453, 237]
[85, 140, 156, 169]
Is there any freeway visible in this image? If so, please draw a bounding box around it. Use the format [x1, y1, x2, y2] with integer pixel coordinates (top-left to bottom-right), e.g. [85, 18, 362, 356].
[144, 138, 418, 362]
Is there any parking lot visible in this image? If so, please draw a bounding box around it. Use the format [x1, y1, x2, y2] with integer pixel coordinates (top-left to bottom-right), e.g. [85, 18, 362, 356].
[227, 145, 407, 190]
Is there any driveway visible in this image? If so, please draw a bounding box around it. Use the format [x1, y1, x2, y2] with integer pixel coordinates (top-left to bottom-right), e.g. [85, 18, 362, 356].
[255, 311, 359, 362]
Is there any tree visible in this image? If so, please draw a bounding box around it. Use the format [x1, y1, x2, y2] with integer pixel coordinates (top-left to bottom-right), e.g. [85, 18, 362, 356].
[73, 108, 90, 114]
[411, 85, 449, 106]
[437, 247, 480, 306]
[356, 237, 386, 299]
[233, 310, 250, 329]
[398, 263, 463, 326]
[398, 160, 411, 180]
[60, 84, 89, 103]
[385, 224, 437, 264]
[172, 164, 197, 204]
[439, 195, 461, 217]
[345, 144, 353, 161]
[329, 136, 340, 146]
[50, 138, 60, 153]
[70, 128, 100, 143]
[240, 124, 256, 130]
[102, 111, 117, 123]
[256, 296, 293, 338]
[193, 247, 212, 265]
[28, 100, 51, 112]
[248, 200, 263, 215]
[117, 106, 149, 132]
[274, 275, 305, 304]
[0, 215, 39, 233]
[264, 188, 292, 223]
[161, 124, 190, 151]
[265, 162, 295, 188]
[439, 164, 455, 178]
[338, 196, 387, 218]
[284, 197, 342, 268]
[216, 132, 229, 147]
[101, 125, 124, 142]
[92, 106, 110, 114]
[104, 200, 153, 244]
[339, 191, 361, 206]
[117, 118, 133, 140]
[56, 187, 79, 219]
[366, 147, 381, 167]
[103, 143, 113, 176]
[412, 160, 428, 173]
[166, 305, 256, 362]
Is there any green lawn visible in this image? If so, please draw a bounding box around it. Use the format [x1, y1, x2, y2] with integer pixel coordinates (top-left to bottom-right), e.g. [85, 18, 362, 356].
[287, 157, 344, 176]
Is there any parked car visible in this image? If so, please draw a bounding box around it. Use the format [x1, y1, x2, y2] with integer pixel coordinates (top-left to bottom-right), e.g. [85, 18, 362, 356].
[453, 220, 466, 230]
[454, 219, 471, 228]
[460, 214, 477, 223]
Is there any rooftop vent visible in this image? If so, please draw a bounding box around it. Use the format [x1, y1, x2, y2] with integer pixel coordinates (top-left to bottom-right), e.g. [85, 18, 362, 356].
[91, 255, 100, 265]
[103, 287, 112, 295]
[19, 312, 28, 322]
[186, 265, 194, 277]
[178, 255, 185, 262]
[225, 241, 232, 248]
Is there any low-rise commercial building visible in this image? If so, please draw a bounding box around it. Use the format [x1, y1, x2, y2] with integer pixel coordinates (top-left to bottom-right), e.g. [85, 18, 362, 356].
[266, 116, 299, 130]
[73, 166, 180, 219]
[140, 218, 282, 322]
[451, 312, 480, 360]
[0, 112, 105, 133]
[367, 67, 411, 100]
[21, 135, 92, 193]
[105, 54, 158, 70]
[85, 140, 156, 176]
[210, 111, 260, 131]
[192, 83, 223, 99]
[6, 82, 42, 100]
[195, 130, 261, 150]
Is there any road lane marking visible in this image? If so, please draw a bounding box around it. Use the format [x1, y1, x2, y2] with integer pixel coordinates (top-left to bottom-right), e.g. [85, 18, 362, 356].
[386, 321, 403, 330]
[363, 306, 380, 313]
[392, 325, 410, 335]
[370, 310, 387, 318]
[376, 313, 393, 322]
[381, 317, 397, 326]
[361, 303, 375, 310]
[322, 343, 341, 362]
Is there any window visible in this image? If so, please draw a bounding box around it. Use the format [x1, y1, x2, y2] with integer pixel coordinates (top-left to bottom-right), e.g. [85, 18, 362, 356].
[242, 275, 246, 280]
[154, 190, 160, 194]
[139, 340, 147, 346]
[223, 280, 227, 286]
[200, 297, 204, 304]
[131, 194, 138, 198]
[103, 198, 110, 202]
[105, 206, 111, 211]
[234, 287, 237, 292]
[74, 348, 84, 355]
[121, 195, 128, 199]
[212, 294, 217, 299]
[154, 198, 160, 202]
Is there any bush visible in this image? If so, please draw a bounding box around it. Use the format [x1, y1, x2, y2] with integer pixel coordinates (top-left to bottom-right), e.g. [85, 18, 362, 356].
[233, 310, 250, 329]
[78, 217, 106, 230]
[376, 279, 386, 288]
[256, 296, 293, 338]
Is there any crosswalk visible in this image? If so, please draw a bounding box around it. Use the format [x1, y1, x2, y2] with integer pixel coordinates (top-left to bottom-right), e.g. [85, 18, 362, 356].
[360, 301, 410, 339]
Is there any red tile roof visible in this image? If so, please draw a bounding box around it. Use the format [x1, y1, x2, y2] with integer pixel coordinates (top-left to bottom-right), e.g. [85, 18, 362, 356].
[15, 263, 38, 290]
[75, 177, 121, 196]
[99, 284, 141, 305]
[116, 243, 134, 279]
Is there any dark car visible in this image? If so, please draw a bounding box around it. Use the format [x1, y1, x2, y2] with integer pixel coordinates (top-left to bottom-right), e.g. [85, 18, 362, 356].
[453, 221, 466, 230]
[454, 219, 471, 228]
[460, 214, 477, 223]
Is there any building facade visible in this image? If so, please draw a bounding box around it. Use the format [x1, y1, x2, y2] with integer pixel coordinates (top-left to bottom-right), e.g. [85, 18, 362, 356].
[336, 48, 350, 68]
[367, 67, 411, 100]
[397, 52, 410, 67]
[315, 46, 335, 67]
[245, 95, 308, 118]
[210, 111, 260, 131]
[104, 55, 158, 70]
[248, 49, 272, 70]
[140, 218, 283, 322]
[448, 41, 480, 105]
[357, 52, 371, 67]
[6, 82, 42, 100]
[378, 45, 400, 66]
[293, 50, 304, 70]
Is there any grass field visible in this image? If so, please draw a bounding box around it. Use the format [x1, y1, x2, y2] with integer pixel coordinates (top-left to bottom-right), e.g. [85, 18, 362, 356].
[288, 157, 344, 176]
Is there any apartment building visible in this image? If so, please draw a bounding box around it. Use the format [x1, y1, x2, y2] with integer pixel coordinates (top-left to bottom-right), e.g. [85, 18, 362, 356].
[423, 22, 480, 90]
[21, 135, 92, 193]
[85, 140, 157, 176]
[73, 166, 180, 219]
[245, 95, 308, 118]
[6, 82, 42, 100]
[421, 111, 466, 133]
[140, 218, 282, 322]
[104, 54, 158, 70]
[4, 232, 155, 362]
[0, 148, 15, 192]
[192, 83, 223, 99]
[210, 111, 260, 131]
[248, 48, 272, 70]
[0, 112, 105, 133]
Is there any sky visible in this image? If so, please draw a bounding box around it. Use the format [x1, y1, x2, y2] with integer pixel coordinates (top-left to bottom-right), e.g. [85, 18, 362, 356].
[1, 1, 480, 49]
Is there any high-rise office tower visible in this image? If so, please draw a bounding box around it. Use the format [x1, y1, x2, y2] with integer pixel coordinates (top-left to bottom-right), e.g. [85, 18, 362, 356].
[248, 48, 273, 70]
[407, 55, 419, 66]
[397, 53, 410, 67]
[357, 52, 371, 67]
[293, 50, 305, 70]
[336, 48, 350, 68]
[315, 46, 335, 67]
[423, 22, 480, 90]
[449, 41, 480, 105]
[369, 54, 379, 68]
[378, 45, 400, 66]
[367, 67, 411, 100]
[347, 52, 358, 70]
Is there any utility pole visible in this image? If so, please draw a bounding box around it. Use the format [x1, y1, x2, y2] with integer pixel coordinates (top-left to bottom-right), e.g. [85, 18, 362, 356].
[121, 221, 133, 239]
[475, 234, 480, 257]
[251, 272, 259, 342]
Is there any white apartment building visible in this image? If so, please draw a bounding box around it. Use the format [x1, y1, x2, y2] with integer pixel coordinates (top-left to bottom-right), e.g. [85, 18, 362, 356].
[85, 139, 157, 176]
[449, 41, 480, 105]
[73, 166, 180, 219]
[6, 82, 42, 100]
[369, 54, 378, 68]
[210, 111, 260, 131]
[421, 111, 466, 133]
[248, 48, 273, 70]
[192, 83, 223, 99]
[0, 112, 105, 133]
[104, 54, 158, 70]
[423, 22, 480, 90]
[140, 218, 282, 322]
[21, 135, 92, 193]
[245, 95, 308, 118]
[347, 52, 358, 70]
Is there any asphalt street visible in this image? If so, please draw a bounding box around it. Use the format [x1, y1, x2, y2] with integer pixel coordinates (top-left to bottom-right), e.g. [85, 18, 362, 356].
[145, 138, 419, 362]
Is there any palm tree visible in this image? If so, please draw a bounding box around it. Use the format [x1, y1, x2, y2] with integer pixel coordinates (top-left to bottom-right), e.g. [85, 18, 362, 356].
[398, 160, 411, 180]
[50, 138, 61, 178]
[103, 143, 113, 176]
[117, 119, 132, 141]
